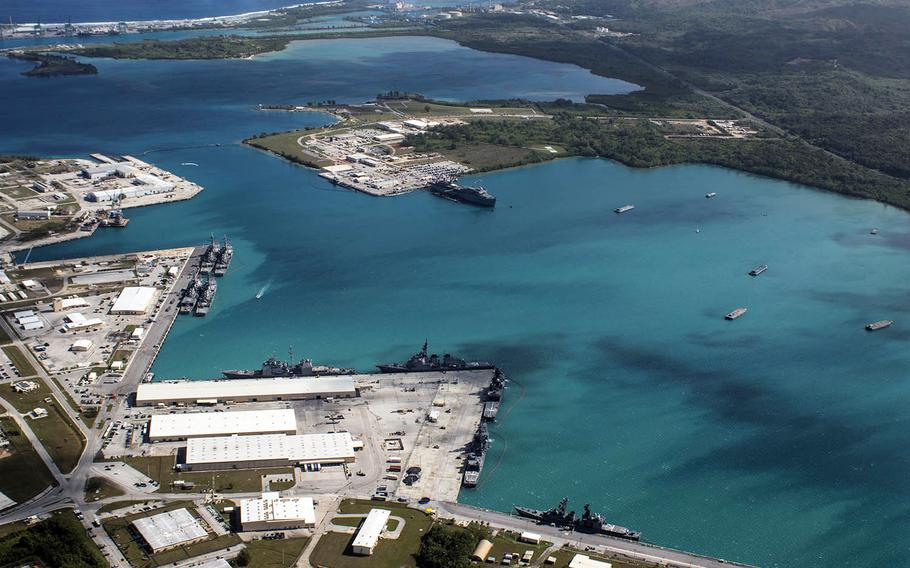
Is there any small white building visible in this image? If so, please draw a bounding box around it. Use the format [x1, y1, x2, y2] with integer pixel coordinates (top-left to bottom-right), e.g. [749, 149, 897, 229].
[29, 408, 48, 419]
[373, 133, 405, 143]
[71, 339, 93, 352]
[131, 327, 145, 341]
[63, 312, 104, 332]
[110, 286, 157, 314]
[519, 531, 541, 544]
[569, 554, 612, 568]
[351, 508, 391, 555]
[53, 296, 90, 312]
[239, 493, 316, 531]
[403, 119, 428, 130]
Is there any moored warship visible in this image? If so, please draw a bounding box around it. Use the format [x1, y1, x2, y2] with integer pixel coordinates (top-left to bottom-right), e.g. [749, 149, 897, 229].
[462, 422, 490, 487]
[377, 341, 495, 373]
[428, 179, 496, 208]
[514, 498, 641, 541]
[223, 349, 354, 379]
[213, 235, 232, 277]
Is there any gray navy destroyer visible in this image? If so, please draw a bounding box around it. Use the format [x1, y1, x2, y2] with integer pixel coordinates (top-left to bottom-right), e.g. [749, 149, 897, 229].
[428, 180, 496, 208]
[377, 341, 495, 373]
[462, 368, 508, 487]
[514, 498, 641, 541]
[223, 349, 354, 379]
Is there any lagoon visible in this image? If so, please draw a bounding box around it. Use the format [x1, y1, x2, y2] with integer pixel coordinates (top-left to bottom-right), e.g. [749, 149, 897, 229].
[2, 33, 910, 568]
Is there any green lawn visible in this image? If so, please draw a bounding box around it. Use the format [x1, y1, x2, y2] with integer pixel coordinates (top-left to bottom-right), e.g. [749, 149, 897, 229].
[0, 326, 11, 346]
[0, 417, 55, 504]
[310, 500, 432, 568]
[246, 132, 332, 168]
[4, 381, 85, 474]
[97, 500, 156, 515]
[242, 536, 310, 568]
[548, 547, 662, 568]
[102, 500, 241, 568]
[2, 346, 37, 377]
[84, 476, 125, 502]
[119, 455, 293, 493]
[331, 516, 400, 531]
[486, 530, 552, 564]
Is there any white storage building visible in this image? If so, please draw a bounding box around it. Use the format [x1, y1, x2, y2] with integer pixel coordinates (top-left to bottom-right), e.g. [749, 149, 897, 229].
[184, 432, 356, 471]
[53, 296, 90, 312]
[110, 286, 157, 314]
[71, 339, 93, 352]
[63, 312, 103, 331]
[351, 508, 391, 555]
[569, 554, 612, 568]
[135, 376, 356, 406]
[132, 508, 208, 553]
[239, 493, 316, 531]
[149, 409, 297, 441]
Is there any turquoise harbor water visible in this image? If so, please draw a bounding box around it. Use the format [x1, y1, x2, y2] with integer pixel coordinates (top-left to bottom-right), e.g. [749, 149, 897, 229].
[3, 34, 910, 568]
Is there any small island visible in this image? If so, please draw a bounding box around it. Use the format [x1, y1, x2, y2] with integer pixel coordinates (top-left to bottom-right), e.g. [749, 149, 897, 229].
[7, 52, 98, 78]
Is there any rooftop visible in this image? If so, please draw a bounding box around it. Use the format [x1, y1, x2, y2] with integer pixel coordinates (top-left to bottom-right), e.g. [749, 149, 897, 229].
[240, 493, 316, 525]
[185, 432, 355, 465]
[149, 408, 297, 439]
[136, 376, 356, 403]
[132, 508, 208, 551]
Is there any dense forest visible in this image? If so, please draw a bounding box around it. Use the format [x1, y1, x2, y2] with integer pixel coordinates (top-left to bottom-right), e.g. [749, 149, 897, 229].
[0, 514, 106, 567]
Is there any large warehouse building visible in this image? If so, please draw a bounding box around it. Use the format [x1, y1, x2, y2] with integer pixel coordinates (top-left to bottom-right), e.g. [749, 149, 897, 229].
[132, 508, 208, 553]
[239, 492, 316, 531]
[110, 286, 157, 314]
[148, 409, 298, 441]
[352, 508, 391, 556]
[183, 432, 356, 471]
[135, 376, 356, 406]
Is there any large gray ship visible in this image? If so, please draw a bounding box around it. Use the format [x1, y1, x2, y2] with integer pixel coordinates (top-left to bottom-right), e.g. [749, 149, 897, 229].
[222, 349, 354, 379]
[376, 341, 495, 373]
[428, 180, 496, 208]
[514, 498, 641, 541]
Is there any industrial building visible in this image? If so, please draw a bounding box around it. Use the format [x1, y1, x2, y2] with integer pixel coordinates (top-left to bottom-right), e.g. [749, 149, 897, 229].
[149, 409, 297, 441]
[110, 286, 157, 314]
[135, 376, 356, 406]
[63, 312, 104, 332]
[53, 296, 90, 312]
[71, 339, 93, 352]
[569, 554, 612, 568]
[132, 508, 208, 553]
[239, 493, 316, 531]
[471, 539, 494, 561]
[183, 432, 356, 471]
[351, 508, 391, 555]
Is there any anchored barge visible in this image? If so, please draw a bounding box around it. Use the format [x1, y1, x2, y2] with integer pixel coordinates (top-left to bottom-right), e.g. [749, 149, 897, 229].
[614, 204, 635, 214]
[866, 320, 893, 331]
[725, 307, 748, 320]
[749, 264, 768, 276]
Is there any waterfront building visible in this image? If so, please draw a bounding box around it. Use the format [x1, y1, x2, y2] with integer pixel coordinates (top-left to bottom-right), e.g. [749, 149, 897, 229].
[110, 286, 157, 314]
[135, 376, 356, 406]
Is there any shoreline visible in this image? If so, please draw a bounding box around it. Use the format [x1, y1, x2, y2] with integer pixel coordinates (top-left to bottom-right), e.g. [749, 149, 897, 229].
[4, 1, 339, 27]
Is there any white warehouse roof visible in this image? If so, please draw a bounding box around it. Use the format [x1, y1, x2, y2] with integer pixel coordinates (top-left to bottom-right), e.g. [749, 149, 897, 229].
[111, 286, 157, 314]
[149, 409, 298, 440]
[132, 508, 207, 552]
[136, 376, 356, 405]
[185, 432, 355, 467]
[569, 554, 613, 568]
[240, 493, 315, 526]
[352, 508, 391, 555]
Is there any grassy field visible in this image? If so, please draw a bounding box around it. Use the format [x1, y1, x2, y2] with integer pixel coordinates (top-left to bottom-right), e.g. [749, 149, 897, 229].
[103, 500, 241, 568]
[3, 379, 85, 474]
[85, 476, 125, 502]
[245, 132, 333, 168]
[310, 500, 432, 568]
[548, 546, 662, 568]
[2, 346, 37, 377]
[330, 516, 400, 531]
[97, 500, 156, 515]
[0, 416, 55, 504]
[0, 327, 10, 346]
[119, 455, 293, 493]
[242, 536, 310, 568]
[486, 530, 553, 564]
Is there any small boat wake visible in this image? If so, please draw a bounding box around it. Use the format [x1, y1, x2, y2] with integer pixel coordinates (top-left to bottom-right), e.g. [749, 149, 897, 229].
[255, 282, 271, 299]
[181, 162, 199, 167]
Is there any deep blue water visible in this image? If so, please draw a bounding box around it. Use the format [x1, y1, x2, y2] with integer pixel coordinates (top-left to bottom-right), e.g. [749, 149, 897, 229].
[2, 33, 910, 568]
